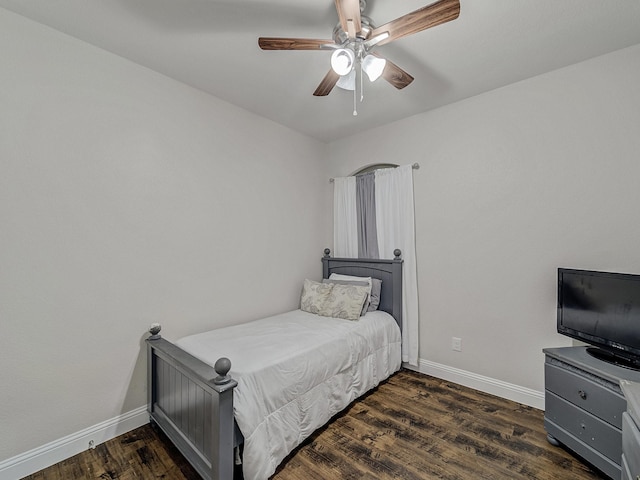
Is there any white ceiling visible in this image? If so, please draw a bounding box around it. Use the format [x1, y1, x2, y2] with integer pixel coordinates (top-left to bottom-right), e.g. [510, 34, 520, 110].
[2, 0, 640, 142]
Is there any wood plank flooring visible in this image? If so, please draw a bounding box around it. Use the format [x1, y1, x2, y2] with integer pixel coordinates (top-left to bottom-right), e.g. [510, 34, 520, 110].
[23, 369, 607, 480]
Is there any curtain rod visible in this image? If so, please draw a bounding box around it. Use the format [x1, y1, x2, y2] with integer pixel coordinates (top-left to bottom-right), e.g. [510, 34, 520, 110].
[329, 163, 420, 183]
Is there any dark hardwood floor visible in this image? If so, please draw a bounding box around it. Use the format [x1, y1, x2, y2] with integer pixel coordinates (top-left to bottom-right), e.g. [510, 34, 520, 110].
[23, 370, 607, 480]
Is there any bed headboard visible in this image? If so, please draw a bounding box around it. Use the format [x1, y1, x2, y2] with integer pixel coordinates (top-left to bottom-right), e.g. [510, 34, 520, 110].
[321, 248, 403, 332]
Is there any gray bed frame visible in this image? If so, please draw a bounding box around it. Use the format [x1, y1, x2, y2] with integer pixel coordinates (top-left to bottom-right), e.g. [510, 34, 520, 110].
[146, 249, 403, 480]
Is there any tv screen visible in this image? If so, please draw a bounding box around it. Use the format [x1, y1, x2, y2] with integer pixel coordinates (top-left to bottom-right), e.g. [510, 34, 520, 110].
[557, 268, 640, 367]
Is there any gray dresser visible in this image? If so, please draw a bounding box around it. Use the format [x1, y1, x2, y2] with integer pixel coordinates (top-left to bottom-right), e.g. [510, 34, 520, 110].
[544, 347, 640, 480]
[621, 380, 640, 480]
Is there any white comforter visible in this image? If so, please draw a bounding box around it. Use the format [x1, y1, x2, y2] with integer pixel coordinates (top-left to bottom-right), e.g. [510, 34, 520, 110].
[176, 309, 402, 480]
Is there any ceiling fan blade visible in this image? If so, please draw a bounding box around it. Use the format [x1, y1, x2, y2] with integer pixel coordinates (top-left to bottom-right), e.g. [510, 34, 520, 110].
[313, 69, 340, 96]
[372, 53, 414, 89]
[334, 0, 362, 38]
[370, 0, 460, 46]
[258, 37, 335, 50]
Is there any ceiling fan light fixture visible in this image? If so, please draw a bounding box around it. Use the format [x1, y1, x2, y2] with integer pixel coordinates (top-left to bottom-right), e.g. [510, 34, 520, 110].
[362, 54, 386, 82]
[330, 48, 355, 76]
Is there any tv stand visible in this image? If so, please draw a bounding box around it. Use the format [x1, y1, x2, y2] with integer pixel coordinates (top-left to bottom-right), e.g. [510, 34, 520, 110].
[544, 346, 640, 479]
[586, 347, 640, 372]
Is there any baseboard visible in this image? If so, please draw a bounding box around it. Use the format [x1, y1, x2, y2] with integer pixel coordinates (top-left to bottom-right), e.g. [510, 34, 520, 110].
[406, 359, 545, 410]
[0, 406, 149, 480]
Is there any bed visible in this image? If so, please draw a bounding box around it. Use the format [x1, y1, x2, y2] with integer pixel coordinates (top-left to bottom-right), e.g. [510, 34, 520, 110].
[146, 249, 403, 480]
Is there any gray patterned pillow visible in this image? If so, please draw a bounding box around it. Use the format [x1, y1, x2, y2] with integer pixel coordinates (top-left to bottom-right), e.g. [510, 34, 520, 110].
[322, 278, 371, 315]
[300, 279, 334, 315]
[318, 283, 369, 321]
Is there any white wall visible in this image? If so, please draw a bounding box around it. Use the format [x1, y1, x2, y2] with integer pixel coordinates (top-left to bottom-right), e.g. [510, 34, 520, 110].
[0, 9, 330, 462]
[327, 44, 640, 394]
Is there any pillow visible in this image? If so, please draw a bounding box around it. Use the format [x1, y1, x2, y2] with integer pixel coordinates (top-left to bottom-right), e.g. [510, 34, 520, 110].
[328, 273, 382, 312]
[368, 278, 382, 312]
[322, 278, 371, 315]
[300, 279, 334, 315]
[318, 283, 369, 321]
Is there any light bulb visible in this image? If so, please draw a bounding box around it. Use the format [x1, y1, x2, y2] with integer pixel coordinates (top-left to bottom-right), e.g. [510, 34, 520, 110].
[331, 48, 355, 76]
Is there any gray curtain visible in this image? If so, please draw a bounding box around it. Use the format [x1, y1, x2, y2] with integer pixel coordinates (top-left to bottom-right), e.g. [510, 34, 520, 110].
[356, 172, 379, 259]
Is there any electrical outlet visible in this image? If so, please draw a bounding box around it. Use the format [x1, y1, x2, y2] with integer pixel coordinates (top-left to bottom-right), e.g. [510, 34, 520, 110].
[452, 337, 462, 352]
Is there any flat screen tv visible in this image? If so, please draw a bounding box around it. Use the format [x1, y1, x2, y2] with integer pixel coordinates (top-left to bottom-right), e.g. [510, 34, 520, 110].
[557, 268, 640, 370]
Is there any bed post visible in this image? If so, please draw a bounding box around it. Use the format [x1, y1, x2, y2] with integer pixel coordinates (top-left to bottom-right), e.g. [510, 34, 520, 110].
[209, 358, 236, 480]
[146, 323, 162, 419]
[322, 248, 331, 278]
[391, 250, 403, 331]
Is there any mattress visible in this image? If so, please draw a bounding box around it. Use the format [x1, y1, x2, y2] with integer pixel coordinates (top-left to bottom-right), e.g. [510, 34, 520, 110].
[176, 308, 402, 480]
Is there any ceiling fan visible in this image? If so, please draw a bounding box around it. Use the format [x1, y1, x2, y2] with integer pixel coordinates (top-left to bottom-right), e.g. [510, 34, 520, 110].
[258, 0, 460, 114]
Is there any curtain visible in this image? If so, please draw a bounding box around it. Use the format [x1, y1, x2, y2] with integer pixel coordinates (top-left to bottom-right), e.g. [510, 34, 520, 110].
[332, 165, 419, 365]
[333, 176, 358, 258]
[375, 165, 419, 365]
[356, 172, 379, 259]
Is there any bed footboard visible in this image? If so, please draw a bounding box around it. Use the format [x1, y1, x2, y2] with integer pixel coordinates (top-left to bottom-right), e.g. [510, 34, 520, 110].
[146, 325, 237, 480]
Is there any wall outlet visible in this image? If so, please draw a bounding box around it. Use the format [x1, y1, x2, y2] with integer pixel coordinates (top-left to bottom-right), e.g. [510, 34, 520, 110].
[451, 337, 462, 352]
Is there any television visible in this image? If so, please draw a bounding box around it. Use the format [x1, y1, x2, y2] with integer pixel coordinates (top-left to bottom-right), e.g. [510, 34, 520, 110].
[557, 268, 640, 370]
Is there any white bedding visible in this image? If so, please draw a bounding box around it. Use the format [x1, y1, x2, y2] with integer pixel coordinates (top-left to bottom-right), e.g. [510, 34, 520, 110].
[176, 309, 402, 480]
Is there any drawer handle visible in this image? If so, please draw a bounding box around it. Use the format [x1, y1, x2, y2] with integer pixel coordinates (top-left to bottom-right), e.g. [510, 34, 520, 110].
[578, 390, 587, 400]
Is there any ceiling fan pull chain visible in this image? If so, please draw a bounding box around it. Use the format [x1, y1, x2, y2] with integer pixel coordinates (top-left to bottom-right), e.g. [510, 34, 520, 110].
[353, 50, 361, 116]
[353, 86, 357, 116]
[360, 63, 364, 102]
[353, 52, 362, 115]
[357, 44, 364, 103]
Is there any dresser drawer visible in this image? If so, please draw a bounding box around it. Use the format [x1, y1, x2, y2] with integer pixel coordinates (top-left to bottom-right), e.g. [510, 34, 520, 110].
[546, 391, 621, 463]
[546, 362, 625, 429]
[623, 412, 640, 479]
